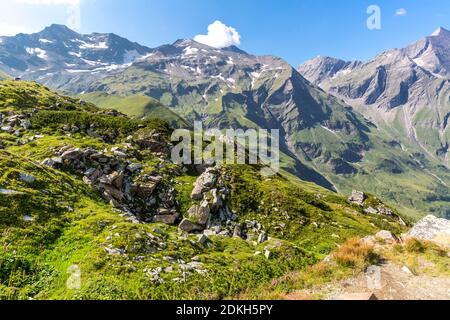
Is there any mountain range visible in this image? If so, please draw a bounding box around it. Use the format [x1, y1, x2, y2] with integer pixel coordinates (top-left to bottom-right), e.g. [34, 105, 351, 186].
[299, 27, 450, 170]
[1, 24, 450, 219]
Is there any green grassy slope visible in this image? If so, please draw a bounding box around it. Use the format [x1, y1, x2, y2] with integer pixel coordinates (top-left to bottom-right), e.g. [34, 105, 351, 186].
[0, 80, 407, 299]
[80, 92, 190, 128]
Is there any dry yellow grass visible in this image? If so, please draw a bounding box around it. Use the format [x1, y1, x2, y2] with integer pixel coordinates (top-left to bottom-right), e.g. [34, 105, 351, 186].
[333, 238, 377, 267]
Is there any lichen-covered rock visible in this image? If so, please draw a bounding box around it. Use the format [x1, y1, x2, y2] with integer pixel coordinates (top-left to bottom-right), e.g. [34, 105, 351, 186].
[407, 215, 450, 247]
[178, 218, 204, 233]
[187, 202, 211, 226]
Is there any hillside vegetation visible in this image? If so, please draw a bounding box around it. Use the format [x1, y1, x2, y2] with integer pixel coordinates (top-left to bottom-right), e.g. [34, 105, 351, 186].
[0, 80, 408, 299]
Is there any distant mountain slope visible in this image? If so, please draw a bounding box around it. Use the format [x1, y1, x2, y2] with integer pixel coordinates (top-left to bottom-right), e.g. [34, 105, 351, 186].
[80, 92, 190, 128]
[299, 27, 450, 169]
[85, 37, 450, 218]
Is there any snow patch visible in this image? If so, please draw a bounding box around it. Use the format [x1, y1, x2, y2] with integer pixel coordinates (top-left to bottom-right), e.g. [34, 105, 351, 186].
[183, 46, 199, 56]
[25, 47, 48, 60]
[79, 41, 108, 50]
[39, 38, 53, 44]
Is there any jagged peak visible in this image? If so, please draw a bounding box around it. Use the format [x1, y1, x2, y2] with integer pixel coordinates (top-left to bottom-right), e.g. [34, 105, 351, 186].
[221, 45, 248, 55]
[431, 27, 450, 37]
[38, 24, 80, 38]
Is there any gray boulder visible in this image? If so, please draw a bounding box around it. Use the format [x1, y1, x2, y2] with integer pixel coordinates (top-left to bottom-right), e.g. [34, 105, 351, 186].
[407, 215, 450, 247]
[191, 168, 217, 200]
[349, 190, 366, 206]
[187, 201, 211, 225]
[179, 218, 204, 233]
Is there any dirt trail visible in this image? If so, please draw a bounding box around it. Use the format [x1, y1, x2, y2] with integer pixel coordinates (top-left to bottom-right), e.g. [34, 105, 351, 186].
[285, 261, 450, 300]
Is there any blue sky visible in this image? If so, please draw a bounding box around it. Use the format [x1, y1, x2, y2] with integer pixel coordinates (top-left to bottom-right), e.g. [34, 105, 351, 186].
[1, 0, 450, 66]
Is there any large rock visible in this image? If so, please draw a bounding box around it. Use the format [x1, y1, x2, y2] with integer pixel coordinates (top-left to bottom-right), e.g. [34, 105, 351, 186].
[407, 215, 450, 247]
[153, 212, 180, 225]
[348, 190, 366, 206]
[61, 148, 82, 160]
[178, 218, 204, 233]
[375, 230, 398, 244]
[191, 168, 217, 200]
[187, 202, 211, 225]
[99, 171, 124, 189]
[131, 177, 162, 198]
[102, 185, 124, 201]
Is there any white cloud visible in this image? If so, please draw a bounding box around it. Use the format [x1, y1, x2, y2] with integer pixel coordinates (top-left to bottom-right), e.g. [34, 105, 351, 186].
[395, 8, 407, 16]
[194, 21, 241, 49]
[0, 23, 27, 36]
[13, 0, 80, 5]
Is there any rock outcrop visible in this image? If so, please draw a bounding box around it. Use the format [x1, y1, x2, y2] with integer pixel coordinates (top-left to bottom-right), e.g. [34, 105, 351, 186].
[407, 215, 450, 247]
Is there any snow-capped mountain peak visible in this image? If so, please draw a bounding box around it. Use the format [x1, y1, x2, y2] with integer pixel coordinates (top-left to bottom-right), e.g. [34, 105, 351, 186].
[0, 24, 152, 89]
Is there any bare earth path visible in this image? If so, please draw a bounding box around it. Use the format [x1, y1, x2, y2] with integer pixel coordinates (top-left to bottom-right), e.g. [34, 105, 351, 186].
[285, 261, 450, 300]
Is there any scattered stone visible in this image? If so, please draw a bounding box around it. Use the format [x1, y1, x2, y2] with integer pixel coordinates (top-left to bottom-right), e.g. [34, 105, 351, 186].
[104, 247, 126, 255]
[364, 207, 378, 215]
[1, 126, 13, 133]
[19, 172, 36, 184]
[333, 293, 378, 300]
[0, 188, 21, 195]
[233, 225, 242, 238]
[264, 250, 271, 259]
[131, 179, 161, 198]
[198, 234, 209, 245]
[375, 230, 398, 244]
[378, 206, 395, 216]
[41, 157, 62, 167]
[258, 232, 268, 244]
[20, 119, 31, 130]
[61, 148, 82, 160]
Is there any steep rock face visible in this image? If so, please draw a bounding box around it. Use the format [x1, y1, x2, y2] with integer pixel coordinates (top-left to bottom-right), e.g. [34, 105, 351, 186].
[299, 27, 450, 168]
[298, 56, 362, 85]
